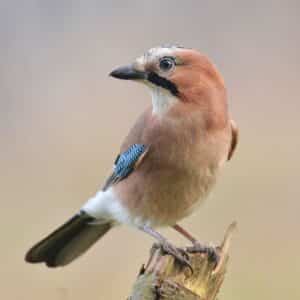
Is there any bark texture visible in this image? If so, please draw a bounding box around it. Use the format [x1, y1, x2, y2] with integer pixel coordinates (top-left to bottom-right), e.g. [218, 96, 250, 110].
[128, 223, 236, 300]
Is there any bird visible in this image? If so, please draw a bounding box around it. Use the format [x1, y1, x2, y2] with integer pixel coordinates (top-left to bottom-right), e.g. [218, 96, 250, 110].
[25, 45, 238, 268]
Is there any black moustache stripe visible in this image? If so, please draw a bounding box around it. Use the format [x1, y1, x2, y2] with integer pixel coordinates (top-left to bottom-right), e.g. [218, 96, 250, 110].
[147, 72, 179, 96]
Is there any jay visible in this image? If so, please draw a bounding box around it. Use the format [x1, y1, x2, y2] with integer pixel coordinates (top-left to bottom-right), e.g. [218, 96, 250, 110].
[25, 45, 238, 268]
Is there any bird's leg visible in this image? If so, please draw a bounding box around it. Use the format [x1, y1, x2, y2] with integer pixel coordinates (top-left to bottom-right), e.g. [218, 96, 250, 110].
[139, 225, 192, 270]
[173, 224, 198, 243]
[173, 224, 220, 263]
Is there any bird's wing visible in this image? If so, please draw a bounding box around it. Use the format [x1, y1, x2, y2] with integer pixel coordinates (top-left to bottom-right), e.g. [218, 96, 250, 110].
[227, 119, 239, 160]
[102, 144, 149, 191]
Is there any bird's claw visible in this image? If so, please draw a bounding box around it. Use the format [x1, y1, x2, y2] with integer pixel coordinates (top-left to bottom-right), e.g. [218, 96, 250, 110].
[154, 242, 193, 272]
[186, 243, 220, 265]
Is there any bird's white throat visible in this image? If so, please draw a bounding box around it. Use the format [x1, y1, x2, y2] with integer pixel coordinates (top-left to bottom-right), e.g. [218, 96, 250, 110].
[149, 86, 178, 116]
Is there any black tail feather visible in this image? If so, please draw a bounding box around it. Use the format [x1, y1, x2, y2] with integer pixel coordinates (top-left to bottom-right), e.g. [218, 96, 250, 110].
[25, 212, 111, 267]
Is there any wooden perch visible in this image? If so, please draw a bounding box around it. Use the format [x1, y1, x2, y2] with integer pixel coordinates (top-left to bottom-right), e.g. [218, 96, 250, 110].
[128, 223, 236, 300]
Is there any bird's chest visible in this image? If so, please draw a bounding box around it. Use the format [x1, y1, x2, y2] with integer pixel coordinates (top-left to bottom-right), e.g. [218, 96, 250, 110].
[142, 142, 218, 224]
[117, 119, 220, 227]
[143, 116, 215, 179]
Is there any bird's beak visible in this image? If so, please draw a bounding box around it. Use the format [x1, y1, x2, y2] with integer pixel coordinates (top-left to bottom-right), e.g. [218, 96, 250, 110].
[109, 65, 146, 80]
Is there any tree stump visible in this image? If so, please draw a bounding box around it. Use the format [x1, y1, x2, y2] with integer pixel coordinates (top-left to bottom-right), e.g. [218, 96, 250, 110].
[128, 223, 236, 300]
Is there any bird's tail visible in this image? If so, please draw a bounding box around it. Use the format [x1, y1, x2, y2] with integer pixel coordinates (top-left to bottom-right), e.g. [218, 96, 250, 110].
[25, 211, 112, 267]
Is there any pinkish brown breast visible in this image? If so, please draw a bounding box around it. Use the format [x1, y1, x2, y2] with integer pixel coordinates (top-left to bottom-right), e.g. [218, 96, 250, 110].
[113, 106, 232, 227]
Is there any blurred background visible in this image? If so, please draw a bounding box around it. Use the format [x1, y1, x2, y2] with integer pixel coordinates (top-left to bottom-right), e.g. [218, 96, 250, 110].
[1, 1, 299, 299]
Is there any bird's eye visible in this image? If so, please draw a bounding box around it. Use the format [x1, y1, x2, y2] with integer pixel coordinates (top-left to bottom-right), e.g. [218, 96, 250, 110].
[159, 57, 175, 71]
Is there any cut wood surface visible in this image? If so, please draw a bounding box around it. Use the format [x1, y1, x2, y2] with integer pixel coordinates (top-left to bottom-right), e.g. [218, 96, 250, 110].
[128, 223, 236, 300]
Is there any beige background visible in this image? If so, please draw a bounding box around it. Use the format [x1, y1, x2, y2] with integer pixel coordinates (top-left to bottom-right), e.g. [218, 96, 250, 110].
[1, 1, 299, 299]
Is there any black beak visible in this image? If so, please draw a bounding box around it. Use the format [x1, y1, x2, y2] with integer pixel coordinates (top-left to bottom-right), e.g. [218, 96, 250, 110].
[109, 65, 146, 80]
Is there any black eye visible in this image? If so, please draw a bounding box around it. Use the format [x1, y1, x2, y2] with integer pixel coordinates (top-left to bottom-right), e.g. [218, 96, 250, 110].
[159, 57, 175, 71]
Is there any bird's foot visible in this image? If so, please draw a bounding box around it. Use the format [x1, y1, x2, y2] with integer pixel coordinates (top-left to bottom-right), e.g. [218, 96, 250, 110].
[186, 242, 220, 265]
[154, 241, 192, 272]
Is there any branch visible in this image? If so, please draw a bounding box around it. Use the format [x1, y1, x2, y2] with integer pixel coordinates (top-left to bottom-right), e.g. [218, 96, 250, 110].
[128, 222, 236, 300]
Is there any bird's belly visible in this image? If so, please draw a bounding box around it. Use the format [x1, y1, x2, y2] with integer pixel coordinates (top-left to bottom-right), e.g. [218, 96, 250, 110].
[114, 165, 218, 228]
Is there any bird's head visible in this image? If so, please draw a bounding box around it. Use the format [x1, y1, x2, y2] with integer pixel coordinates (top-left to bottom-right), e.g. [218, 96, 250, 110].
[110, 45, 227, 120]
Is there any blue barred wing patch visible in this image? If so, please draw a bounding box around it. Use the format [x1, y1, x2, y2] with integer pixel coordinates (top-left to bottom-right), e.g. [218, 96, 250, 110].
[102, 144, 148, 191]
